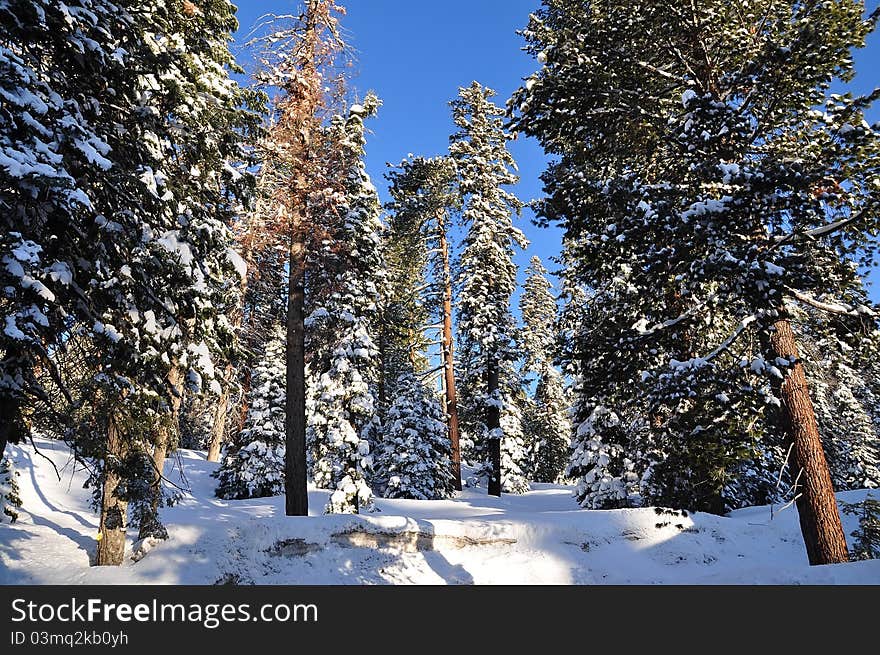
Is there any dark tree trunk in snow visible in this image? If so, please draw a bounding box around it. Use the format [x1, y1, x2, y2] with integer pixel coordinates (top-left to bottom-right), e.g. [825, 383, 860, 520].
[770, 317, 849, 565]
[96, 416, 127, 566]
[0, 385, 26, 458]
[0, 400, 11, 459]
[486, 355, 501, 497]
[439, 219, 462, 490]
[285, 236, 308, 516]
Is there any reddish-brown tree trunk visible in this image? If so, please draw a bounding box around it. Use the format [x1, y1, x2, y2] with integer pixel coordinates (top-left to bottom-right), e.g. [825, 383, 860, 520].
[770, 317, 849, 565]
[96, 415, 127, 566]
[486, 356, 501, 497]
[439, 217, 462, 490]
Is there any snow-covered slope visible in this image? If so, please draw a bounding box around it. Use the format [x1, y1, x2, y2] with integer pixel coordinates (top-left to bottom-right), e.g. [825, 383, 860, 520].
[1, 437, 878, 584]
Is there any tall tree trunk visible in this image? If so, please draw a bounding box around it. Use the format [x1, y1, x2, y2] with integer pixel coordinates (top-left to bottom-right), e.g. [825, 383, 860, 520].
[138, 366, 182, 540]
[486, 355, 501, 497]
[439, 217, 462, 490]
[206, 364, 231, 462]
[285, 235, 308, 516]
[770, 317, 849, 565]
[96, 415, 127, 566]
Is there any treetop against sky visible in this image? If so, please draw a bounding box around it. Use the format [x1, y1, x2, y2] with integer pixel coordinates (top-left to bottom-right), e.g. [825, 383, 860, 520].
[230, 0, 880, 298]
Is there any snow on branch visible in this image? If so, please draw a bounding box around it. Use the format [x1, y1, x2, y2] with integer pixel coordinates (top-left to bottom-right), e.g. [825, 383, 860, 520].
[669, 315, 759, 371]
[785, 286, 877, 318]
[632, 292, 716, 336]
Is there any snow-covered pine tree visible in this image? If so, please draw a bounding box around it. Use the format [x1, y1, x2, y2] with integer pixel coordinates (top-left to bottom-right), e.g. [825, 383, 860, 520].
[842, 494, 880, 560]
[567, 405, 643, 509]
[554, 246, 649, 505]
[519, 256, 570, 482]
[801, 306, 880, 490]
[0, 0, 129, 462]
[450, 82, 529, 496]
[375, 372, 455, 500]
[307, 95, 384, 514]
[1, 0, 261, 562]
[558, 247, 654, 509]
[382, 155, 463, 487]
[512, 0, 880, 564]
[120, 0, 262, 543]
[214, 326, 286, 499]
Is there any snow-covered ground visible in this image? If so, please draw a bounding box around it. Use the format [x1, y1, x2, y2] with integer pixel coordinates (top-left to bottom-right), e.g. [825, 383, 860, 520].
[1, 436, 878, 585]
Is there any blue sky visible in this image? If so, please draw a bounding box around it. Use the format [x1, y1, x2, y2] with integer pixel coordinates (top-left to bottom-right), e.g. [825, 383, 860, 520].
[230, 1, 880, 300]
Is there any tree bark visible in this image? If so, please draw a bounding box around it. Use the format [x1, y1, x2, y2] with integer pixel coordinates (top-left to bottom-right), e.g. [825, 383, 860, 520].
[486, 356, 501, 497]
[96, 415, 127, 566]
[439, 216, 462, 490]
[285, 235, 308, 516]
[770, 317, 849, 565]
[206, 365, 231, 463]
[0, 400, 12, 459]
[0, 390, 26, 458]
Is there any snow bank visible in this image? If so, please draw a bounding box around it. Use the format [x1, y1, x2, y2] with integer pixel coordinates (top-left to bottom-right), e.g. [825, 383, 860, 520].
[1, 437, 878, 585]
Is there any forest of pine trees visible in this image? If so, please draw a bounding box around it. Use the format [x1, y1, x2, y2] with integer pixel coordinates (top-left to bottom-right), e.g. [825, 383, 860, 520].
[2, 0, 879, 570]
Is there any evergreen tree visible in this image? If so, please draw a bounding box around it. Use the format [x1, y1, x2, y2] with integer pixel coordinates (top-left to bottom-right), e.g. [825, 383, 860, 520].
[0, 0, 124, 461]
[451, 81, 529, 496]
[519, 256, 570, 482]
[214, 326, 286, 500]
[375, 372, 456, 500]
[801, 309, 880, 490]
[382, 155, 463, 487]
[0, 0, 261, 562]
[382, 158, 442, 397]
[111, 0, 261, 544]
[842, 494, 880, 560]
[512, 0, 880, 563]
[307, 96, 384, 514]
[497, 389, 531, 494]
[567, 405, 644, 508]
